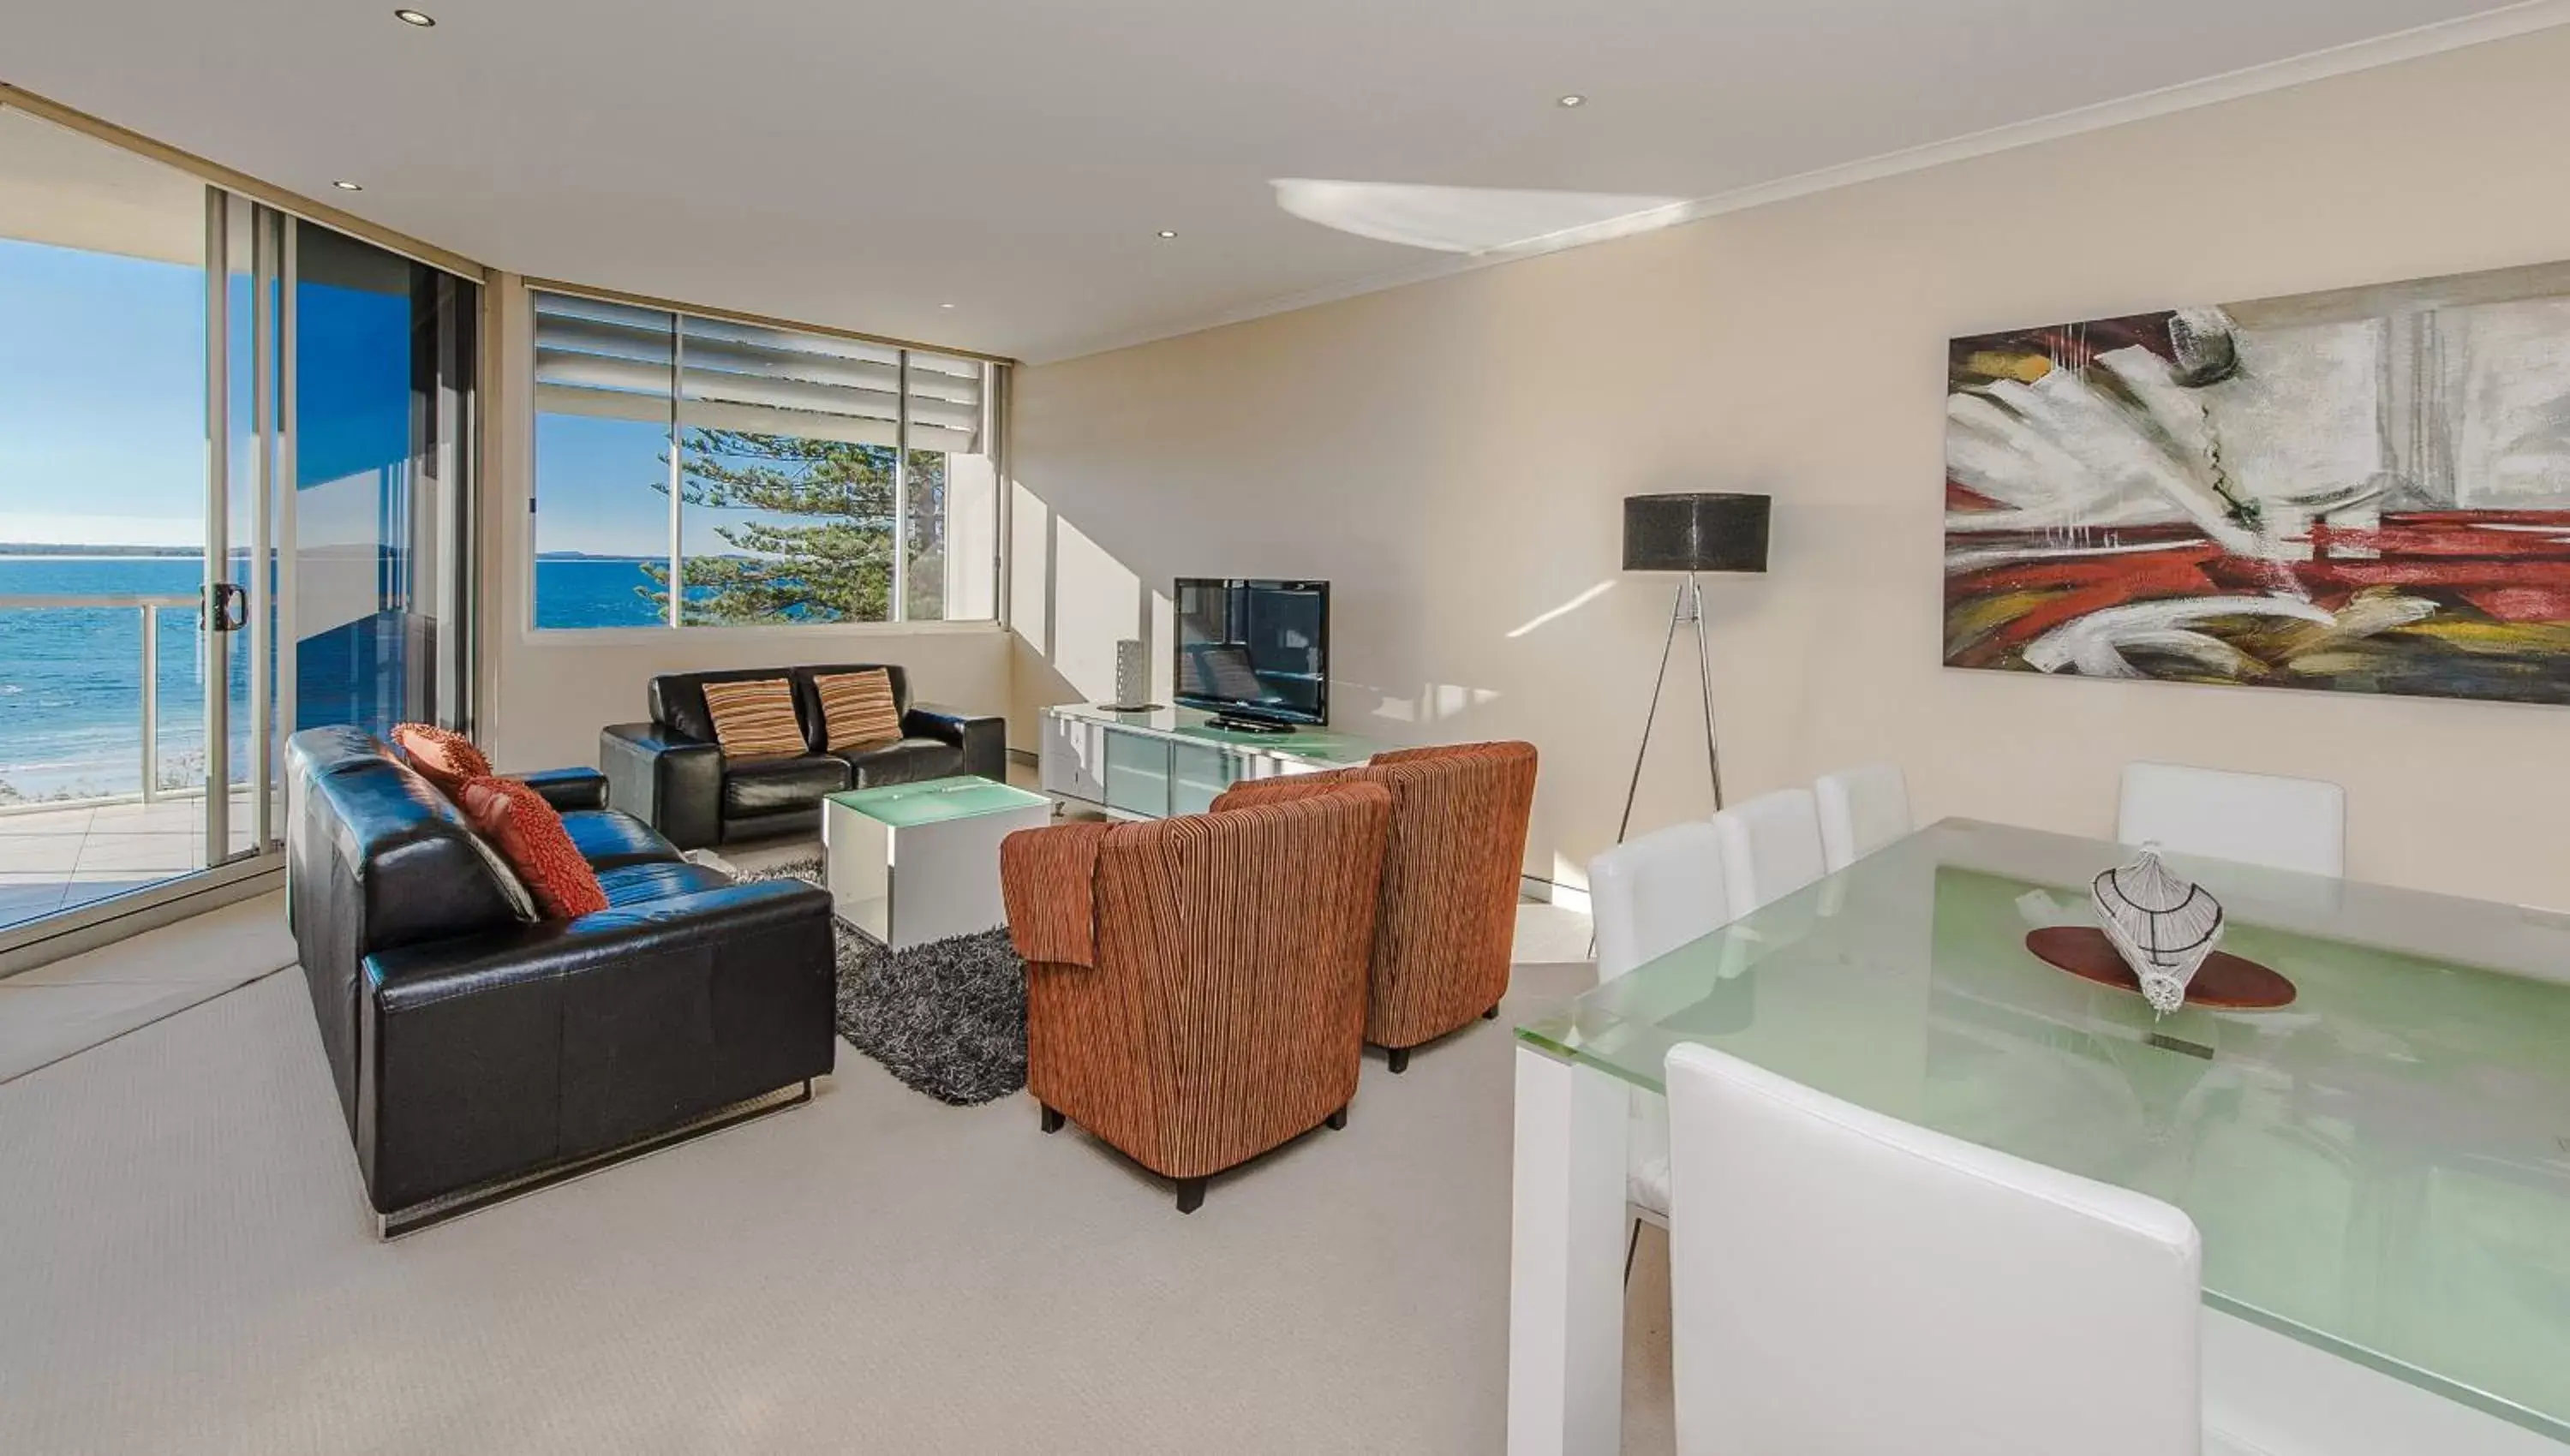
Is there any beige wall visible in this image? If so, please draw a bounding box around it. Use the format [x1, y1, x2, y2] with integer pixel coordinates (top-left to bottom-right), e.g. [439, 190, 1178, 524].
[1008, 28, 2570, 906]
[479, 274, 1013, 773]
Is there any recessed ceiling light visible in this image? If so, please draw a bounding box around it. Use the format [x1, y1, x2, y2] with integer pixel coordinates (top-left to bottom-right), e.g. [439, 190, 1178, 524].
[1557, 93, 1587, 108]
[1156, 229, 1178, 240]
[332, 180, 364, 191]
[940, 302, 955, 309]
[393, 8, 436, 26]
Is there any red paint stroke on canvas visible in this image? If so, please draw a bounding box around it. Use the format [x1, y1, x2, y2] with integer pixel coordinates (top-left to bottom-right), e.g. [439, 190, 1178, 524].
[1947, 511, 2570, 662]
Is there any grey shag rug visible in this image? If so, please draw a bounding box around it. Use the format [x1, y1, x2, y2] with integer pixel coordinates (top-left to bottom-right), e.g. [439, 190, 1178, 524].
[744, 857, 1028, 1107]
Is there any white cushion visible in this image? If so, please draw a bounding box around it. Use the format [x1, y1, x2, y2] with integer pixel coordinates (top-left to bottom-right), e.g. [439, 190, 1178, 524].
[1628, 1151, 1671, 1220]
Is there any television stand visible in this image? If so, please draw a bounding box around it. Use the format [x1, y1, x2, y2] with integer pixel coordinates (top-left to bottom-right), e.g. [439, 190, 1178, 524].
[1208, 713, 1295, 736]
[1038, 704, 1378, 820]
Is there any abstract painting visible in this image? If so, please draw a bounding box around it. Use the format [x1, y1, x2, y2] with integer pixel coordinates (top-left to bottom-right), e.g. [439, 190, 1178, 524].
[1945, 260, 2570, 704]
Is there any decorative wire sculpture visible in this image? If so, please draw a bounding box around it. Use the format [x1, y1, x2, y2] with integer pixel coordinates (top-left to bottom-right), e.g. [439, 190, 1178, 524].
[2090, 844, 2226, 1017]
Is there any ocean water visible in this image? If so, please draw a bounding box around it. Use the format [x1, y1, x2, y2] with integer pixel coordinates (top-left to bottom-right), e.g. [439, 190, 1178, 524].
[0, 557, 245, 803]
[533, 557, 666, 630]
[0, 556, 663, 802]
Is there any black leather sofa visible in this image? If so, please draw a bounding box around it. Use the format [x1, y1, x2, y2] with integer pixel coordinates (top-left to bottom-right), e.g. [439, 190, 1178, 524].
[286, 726, 837, 1235]
[598, 663, 1006, 850]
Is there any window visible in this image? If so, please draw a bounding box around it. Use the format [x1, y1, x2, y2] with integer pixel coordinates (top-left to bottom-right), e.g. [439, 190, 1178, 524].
[531, 289, 1000, 629]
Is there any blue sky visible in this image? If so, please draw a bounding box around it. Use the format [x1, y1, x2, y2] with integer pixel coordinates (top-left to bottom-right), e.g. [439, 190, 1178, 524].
[0, 235, 665, 554]
[535, 413, 672, 557]
[0, 240, 207, 546]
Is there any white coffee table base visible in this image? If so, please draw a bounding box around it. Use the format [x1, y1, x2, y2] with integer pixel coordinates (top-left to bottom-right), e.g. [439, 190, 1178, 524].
[822, 791, 1051, 950]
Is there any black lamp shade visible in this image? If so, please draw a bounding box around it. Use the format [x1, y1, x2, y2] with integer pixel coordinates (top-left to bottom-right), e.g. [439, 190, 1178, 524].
[1623, 492, 1770, 573]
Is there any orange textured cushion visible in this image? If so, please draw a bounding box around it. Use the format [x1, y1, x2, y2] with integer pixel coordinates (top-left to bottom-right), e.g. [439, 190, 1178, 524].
[701, 678, 808, 757]
[815, 669, 902, 751]
[457, 776, 608, 919]
[391, 722, 492, 796]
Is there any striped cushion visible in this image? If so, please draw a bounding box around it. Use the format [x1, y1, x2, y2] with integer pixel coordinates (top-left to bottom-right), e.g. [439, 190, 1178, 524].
[815, 669, 902, 751]
[701, 678, 808, 758]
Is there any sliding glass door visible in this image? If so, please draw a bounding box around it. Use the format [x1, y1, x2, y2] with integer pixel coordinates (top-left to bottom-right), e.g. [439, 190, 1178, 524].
[0, 109, 230, 929]
[0, 104, 476, 942]
[210, 200, 483, 859]
[289, 219, 476, 748]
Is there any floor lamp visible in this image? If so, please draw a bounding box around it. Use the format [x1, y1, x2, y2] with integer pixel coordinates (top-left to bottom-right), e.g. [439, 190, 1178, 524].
[1614, 492, 1771, 844]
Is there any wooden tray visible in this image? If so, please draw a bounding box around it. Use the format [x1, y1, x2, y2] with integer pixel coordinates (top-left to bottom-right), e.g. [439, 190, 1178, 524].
[2023, 927, 2296, 1010]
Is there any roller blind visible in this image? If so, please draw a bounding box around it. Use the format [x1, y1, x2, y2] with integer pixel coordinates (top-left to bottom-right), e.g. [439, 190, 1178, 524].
[532, 293, 673, 426]
[533, 289, 983, 453]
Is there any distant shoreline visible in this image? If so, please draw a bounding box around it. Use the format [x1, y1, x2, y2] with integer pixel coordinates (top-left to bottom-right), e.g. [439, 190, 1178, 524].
[0, 545, 203, 558]
[1, 549, 667, 561]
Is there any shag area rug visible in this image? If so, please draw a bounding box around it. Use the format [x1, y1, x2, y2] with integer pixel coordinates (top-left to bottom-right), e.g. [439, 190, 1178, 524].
[744, 857, 1028, 1106]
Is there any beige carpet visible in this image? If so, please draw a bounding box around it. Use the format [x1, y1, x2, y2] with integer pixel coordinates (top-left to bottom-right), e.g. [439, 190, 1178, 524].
[0, 890, 294, 1084]
[0, 908, 1678, 1454]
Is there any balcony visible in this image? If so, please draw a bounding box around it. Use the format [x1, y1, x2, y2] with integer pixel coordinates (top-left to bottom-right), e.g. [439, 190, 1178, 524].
[0, 792, 259, 928]
[0, 593, 260, 931]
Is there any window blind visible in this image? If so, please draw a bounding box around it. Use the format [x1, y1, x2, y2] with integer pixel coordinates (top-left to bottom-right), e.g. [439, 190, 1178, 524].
[534, 290, 983, 453]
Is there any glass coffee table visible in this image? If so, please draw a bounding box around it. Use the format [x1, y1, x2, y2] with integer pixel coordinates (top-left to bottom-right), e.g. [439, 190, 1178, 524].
[820, 776, 1052, 950]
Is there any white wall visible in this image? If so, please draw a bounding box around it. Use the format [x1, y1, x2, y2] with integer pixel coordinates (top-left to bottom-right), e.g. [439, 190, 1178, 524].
[479, 275, 1013, 773]
[490, 621, 1011, 773]
[1007, 28, 2570, 906]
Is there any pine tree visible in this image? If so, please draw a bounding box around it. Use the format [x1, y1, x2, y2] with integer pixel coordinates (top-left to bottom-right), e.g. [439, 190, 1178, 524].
[638, 430, 946, 623]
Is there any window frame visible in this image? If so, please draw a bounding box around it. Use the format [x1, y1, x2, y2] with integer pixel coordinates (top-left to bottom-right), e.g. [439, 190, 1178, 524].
[523, 283, 1007, 636]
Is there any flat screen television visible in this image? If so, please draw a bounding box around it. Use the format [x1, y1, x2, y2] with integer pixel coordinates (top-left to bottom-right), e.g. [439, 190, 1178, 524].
[1173, 578, 1330, 731]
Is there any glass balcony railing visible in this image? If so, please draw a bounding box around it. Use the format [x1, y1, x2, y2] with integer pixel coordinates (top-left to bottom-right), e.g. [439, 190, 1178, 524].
[0, 594, 261, 931]
[0, 593, 225, 810]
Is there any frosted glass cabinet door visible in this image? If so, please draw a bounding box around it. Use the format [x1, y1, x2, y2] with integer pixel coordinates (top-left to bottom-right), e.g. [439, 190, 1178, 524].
[1168, 741, 1242, 816]
[1103, 731, 1172, 818]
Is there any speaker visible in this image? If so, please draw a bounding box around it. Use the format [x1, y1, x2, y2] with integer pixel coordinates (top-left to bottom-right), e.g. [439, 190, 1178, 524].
[1114, 638, 1151, 709]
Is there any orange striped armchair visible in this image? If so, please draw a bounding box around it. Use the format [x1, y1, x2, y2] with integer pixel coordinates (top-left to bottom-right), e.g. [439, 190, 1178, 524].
[1000, 781, 1393, 1213]
[1213, 742, 1538, 1072]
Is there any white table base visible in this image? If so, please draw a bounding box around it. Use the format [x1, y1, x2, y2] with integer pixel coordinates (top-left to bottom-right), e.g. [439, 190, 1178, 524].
[1509, 1044, 1629, 1456]
[821, 797, 1051, 950]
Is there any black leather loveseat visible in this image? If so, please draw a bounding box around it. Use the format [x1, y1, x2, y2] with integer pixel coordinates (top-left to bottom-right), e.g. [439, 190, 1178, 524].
[286, 726, 837, 1235]
[598, 663, 1006, 850]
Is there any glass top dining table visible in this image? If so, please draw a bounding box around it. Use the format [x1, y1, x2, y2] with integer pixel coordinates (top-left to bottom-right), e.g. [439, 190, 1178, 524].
[1518, 818, 2570, 1442]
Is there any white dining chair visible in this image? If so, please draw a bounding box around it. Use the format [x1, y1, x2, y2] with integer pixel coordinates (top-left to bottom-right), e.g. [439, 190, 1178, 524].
[1711, 787, 1828, 914]
[1593, 820, 1734, 983]
[1814, 761, 1912, 872]
[1587, 820, 1734, 1251]
[1663, 1041, 2207, 1456]
[2118, 761, 2346, 878]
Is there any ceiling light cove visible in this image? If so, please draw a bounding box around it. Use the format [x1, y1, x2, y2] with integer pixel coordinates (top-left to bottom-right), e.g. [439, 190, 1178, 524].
[332, 180, 364, 191]
[1272, 179, 1682, 254]
[392, 9, 436, 26]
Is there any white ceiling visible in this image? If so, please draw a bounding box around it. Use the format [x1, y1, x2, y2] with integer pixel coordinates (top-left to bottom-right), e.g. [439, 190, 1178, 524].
[2, 0, 2561, 361]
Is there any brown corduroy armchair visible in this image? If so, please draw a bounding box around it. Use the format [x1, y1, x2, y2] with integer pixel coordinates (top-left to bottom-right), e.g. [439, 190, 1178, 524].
[1000, 781, 1393, 1213]
[1212, 742, 1538, 1072]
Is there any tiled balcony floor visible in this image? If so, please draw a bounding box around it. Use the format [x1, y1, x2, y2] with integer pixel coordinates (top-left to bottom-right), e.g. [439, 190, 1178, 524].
[0, 793, 258, 930]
